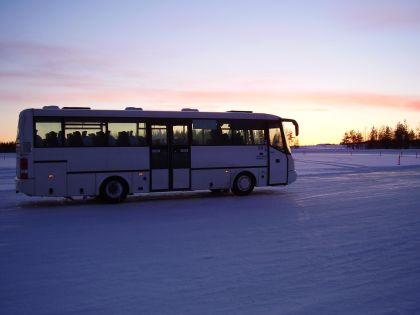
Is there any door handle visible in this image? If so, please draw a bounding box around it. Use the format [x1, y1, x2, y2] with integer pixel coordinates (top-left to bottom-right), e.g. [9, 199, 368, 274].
[275, 159, 280, 163]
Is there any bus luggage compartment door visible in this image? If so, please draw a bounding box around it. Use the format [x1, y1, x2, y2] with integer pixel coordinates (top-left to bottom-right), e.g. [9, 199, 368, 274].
[34, 161, 67, 196]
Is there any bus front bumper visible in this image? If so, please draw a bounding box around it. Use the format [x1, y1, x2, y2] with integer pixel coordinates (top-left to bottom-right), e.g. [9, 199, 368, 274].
[15, 178, 35, 195]
[288, 170, 297, 184]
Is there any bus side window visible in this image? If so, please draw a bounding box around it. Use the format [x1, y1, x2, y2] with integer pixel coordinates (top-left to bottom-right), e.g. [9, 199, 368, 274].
[64, 121, 105, 147]
[35, 121, 62, 147]
[219, 124, 231, 145]
[231, 129, 245, 145]
[193, 120, 266, 146]
[251, 130, 265, 144]
[108, 122, 140, 147]
[192, 120, 218, 145]
[192, 129, 213, 145]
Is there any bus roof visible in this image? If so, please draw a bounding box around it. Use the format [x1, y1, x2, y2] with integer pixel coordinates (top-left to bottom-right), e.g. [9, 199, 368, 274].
[27, 107, 283, 121]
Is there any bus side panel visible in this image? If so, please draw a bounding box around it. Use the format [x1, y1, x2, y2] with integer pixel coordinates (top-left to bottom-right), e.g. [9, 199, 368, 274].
[191, 168, 265, 190]
[33, 147, 149, 173]
[191, 146, 268, 190]
[257, 168, 268, 186]
[191, 169, 231, 190]
[67, 174, 95, 196]
[131, 171, 150, 193]
[191, 146, 267, 168]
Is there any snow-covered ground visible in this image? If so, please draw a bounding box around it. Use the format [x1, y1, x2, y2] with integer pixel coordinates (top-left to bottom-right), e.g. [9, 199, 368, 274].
[1, 151, 420, 314]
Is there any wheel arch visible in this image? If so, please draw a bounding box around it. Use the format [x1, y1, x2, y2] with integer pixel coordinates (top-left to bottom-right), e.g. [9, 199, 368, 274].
[231, 170, 257, 197]
[230, 170, 257, 189]
[97, 174, 131, 195]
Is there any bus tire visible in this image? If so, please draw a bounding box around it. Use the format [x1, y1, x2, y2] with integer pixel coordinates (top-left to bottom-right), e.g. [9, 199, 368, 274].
[100, 176, 128, 203]
[232, 172, 255, 196]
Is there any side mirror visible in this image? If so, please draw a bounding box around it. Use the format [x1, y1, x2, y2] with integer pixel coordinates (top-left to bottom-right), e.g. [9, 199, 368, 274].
[281, 119, 299, 136]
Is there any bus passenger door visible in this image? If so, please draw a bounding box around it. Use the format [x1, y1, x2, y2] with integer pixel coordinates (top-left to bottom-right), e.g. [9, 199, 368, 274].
[171, 124, 190, 190]
[150, 123, 190, 191]
[150, 124, 169, 190]
[269, 127, 288, 184]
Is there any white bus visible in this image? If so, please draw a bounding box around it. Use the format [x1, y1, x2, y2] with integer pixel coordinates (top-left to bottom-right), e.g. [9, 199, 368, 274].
[15, 106, 299, 202]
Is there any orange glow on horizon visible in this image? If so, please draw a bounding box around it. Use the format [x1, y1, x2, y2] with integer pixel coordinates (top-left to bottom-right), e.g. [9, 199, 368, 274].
[1, 88, 419, 145]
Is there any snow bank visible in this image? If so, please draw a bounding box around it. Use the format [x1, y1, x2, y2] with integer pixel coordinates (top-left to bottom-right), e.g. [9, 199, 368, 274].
[1, 152, 420, 314]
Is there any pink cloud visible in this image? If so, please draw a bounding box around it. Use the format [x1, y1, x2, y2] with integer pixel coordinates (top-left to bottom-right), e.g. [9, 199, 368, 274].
[0, 70, 109, 89]
[340, 4, 420, 29]
[0, 40, 147, 91]
[0, 40, 150, 75]
[0, 40, 74, 59]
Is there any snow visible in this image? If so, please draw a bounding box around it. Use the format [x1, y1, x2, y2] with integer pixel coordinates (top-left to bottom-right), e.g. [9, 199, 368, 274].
[1, 151, 420, 314]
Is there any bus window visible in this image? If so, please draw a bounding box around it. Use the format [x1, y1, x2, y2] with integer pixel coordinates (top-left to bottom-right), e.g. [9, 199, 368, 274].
[231, 129, 245, 145]
[193, 129, 215, 145]
[251, 130, 265, 144]
[193, 120, 265, 145]
[192, 120, 217, 145]
[35, 121, 62, 147]
[193, 120, 231, 145]
[269, 127, 284, 151]
[64, 121, 106, 147]
[108, 122, 138, 146]
[219, 124, 231, 145]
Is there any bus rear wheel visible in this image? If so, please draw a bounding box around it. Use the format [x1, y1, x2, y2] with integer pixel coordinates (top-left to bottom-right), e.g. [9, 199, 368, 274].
[232, 172, 255, 196]
[100, 177, 128, 203]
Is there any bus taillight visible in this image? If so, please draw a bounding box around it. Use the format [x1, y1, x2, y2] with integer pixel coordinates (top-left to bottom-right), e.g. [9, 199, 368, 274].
[20, 158, 28, 179]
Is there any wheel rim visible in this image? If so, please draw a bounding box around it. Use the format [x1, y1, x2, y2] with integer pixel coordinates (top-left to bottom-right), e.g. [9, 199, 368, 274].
[237, 175, 251, 191]
[106, 180, 123, 198]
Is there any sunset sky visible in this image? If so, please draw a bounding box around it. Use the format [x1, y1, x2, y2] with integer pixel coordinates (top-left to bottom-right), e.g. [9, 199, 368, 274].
[1, 0, 420, 145]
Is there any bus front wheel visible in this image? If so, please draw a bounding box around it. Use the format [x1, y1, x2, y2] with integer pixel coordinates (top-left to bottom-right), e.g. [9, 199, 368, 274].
[100, 177, 128, 203]
[232, 172, 255, 196]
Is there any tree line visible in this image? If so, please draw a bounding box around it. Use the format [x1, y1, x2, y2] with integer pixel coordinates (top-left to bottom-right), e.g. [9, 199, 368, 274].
[0, 141, 16, 152]
[341, 121, 420, 149]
